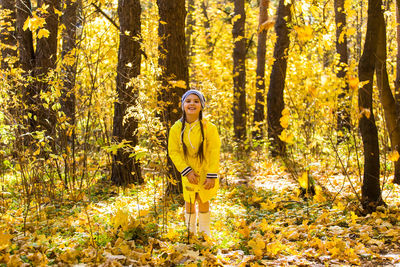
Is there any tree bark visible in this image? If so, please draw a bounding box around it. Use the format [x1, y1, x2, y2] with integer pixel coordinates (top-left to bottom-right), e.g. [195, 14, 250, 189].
[267, 0, 291, 157]
[334, 0, 350, 137]
[233, 0, 246, 142]
[0, 0, 17, 70]
[201, 0, 213, 57]
[252, 0, 269, 140]
[111, 0, 143, 186]
[395, 0, 400, 102]
[60, 0, 79, 186]
[358, 0, 384, 212]
[34, 0, 60, 137]
[186, 0, 195, 62]
[374, 2, 400, 185]
[356, 0, 364, 62]
[16, 0, 35, 133]
[157, 0, 188, 194]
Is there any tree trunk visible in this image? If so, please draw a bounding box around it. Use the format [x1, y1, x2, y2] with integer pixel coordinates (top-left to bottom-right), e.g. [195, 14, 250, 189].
[111, 0, 143, 186]
[157, 0, 188, 194]
[16, 0, 35, 133]
[374, 2, 400, 185]
[356, 0, 364, 62]
[201, 0, 213, 57]
[358, 0, 384, 212]
[60, 0, 79, 187]
[233, 0, 246, 142]
[252, 0, 269, 140]
[395, 0, 400, 102]
[34, 0, 60, 137]
[0, 0, 17, 70]
[267, 0, 291, 157]
[186, 0, 195, 63]
[334, 0, 350, 137]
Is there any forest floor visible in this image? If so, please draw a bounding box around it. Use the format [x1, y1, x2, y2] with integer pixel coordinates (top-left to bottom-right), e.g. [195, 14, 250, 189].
[1, 157, 400, 266]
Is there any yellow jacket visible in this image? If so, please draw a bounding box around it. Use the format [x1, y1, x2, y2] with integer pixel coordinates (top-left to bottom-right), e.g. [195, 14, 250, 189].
[168, 119, 221, 203]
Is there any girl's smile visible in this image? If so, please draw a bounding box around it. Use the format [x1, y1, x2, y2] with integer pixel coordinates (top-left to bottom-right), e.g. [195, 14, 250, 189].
[184, 94, 202, 119]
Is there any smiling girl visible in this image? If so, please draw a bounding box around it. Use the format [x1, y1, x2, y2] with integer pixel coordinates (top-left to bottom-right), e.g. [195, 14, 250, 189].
[168, 89, 221, 238]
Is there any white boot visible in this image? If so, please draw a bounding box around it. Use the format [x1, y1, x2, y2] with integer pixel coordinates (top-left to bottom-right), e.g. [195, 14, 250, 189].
[198, 211, 211, 237]
[185, 213, 197, 235]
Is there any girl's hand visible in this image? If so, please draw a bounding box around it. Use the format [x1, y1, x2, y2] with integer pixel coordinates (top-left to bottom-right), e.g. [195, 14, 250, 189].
[203, 178, 215, 190]
[187, 171, 199, 184]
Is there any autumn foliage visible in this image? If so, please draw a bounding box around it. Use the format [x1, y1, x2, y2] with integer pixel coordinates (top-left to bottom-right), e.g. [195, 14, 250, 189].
[1, 0, 400, 265]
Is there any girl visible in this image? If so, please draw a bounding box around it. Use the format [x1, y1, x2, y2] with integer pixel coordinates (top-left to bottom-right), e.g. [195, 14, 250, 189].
[168, 89, 221, 237]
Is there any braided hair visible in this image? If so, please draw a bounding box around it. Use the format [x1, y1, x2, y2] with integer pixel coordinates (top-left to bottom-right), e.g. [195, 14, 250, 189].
[181, 111, 205, 162]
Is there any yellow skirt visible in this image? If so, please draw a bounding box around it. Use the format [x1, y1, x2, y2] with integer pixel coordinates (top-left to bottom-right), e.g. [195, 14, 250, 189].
[182, 169, 219, 203]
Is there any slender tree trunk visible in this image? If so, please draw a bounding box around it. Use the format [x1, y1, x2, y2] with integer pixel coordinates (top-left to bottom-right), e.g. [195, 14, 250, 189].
[16, 0, 35, 133]
[356, 0, 364, 61]
[334, 0, 350, 137]
[233, 0, 246, 142]
[61, 0, 79, 187]
[358, 0, 384, 212]
[0, 0, 17, 70]
[267, 0, 291, 157]
[374, 3, 400, 185]
[157, 0, 188, 194]
[186, 0, 195, 63]
[395, 0, 400, 102]
[111, 0, 143, 186]
[201, 0, 213, 57]
[252, 0, 269, 140]
[34, 0, 60, 137]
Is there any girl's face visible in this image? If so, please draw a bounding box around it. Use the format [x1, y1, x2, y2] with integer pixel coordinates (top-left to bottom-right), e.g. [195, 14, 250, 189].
[183, 94, 202, 118]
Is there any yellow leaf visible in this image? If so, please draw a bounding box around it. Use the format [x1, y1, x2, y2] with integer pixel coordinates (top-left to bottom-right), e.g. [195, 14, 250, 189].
[346, 27, 356, 36]
[248, 236, 265, 257]
[259, 21, 275, 33]
[0, 233, 12, 251]
[388, 150, 400, 162]
[23, 17, 31, 31]
[280, 114, 289, 129]
[350, 211, 358, 225]
[160, 20, 167, 25]
[295, 25, 313, 42]
[232, 14, 242, 24]
[37, 28, 50, 39]
[359, 108, 371, 119]
[298, 171, 308, 189]
[33, 147, 41, 156]
[54, 7, 62, 16]
[168, 80, 186, 89]
[260, 199, 276, 211]
[348, 76, 359, 90]
[313, 185, 326, 203]
[278, 129, 294, 144]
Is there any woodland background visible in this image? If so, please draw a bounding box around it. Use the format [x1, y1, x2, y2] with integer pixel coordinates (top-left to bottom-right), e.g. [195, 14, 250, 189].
[1, 0, 400, 265]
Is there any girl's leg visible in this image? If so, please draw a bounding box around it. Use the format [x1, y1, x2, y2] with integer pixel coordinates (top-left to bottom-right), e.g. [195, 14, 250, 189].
[197, 195, 211, 236]
[185, 200, 197, 234]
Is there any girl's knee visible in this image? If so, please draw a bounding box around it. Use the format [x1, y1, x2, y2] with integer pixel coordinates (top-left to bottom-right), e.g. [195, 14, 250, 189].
[198, 201, 209, 213]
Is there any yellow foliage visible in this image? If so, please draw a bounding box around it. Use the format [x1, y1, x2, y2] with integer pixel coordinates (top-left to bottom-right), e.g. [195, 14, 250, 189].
[298, 171, 308, 189]
[294, 25, 313, 42]
[248, 236, 265, 257]
[313, 185, 326, 203]
[278, 129, 294, 144]
[23, 16, 46, 32]
[388, 150, 400, 162]
[259, 21, 275, 33]
[0, 233, 12, 251]
[37, 28, 50, 39]
[168, 80, 187, 89]
[260, 199, 276, 211]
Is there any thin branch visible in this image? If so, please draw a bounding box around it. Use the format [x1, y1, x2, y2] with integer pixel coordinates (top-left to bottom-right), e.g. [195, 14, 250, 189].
[91, 3, 119, 30]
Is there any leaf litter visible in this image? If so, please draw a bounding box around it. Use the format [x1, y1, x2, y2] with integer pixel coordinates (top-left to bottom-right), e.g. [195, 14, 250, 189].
[1, 159, 400, 266]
